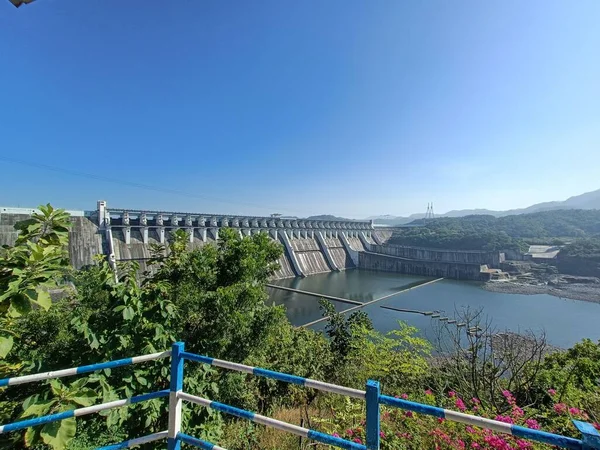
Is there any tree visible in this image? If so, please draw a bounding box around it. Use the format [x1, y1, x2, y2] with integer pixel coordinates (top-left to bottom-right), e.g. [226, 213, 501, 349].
[430, 307, 550, 413]
[8, 226, 287, 448]
[0, 204, 70, 369]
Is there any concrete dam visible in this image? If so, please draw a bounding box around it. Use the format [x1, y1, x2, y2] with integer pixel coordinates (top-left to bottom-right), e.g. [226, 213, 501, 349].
[1, 202, 501, 281]
[1, 202, 379, 279]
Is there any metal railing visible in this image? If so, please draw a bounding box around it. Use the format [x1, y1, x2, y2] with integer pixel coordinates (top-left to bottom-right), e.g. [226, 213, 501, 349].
[0, 342, 599, 449]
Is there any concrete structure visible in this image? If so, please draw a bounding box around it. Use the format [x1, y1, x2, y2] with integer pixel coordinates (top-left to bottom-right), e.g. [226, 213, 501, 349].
[2, 202, 508, 281]
[369, 243, 504, 267]
[0, 202, 377, 279]
[1, 202, 511, 281]
[359, 251, 488, 280]
[525, 245, 561, 261]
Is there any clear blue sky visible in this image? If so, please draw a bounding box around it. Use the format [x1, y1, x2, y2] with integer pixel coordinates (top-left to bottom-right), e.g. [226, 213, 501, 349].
[1, 0, 599, 218]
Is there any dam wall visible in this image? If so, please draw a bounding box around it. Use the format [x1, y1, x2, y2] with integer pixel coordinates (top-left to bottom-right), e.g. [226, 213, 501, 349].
[0, 202, 375, 280]
[369, 243, 503, 267]
[68, 216, 105, 269]
[322, 235, 354, 269]
[1, 209, 105, 270]
[359, 251, 486, 280]
[273, 253, 296, 279]
[0, 211, 31, 247]
[289, 235, 331, 275]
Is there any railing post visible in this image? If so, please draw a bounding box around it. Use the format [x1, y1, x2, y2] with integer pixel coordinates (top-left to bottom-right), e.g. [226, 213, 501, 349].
[366, 380, 380, 450]
[167, 342, 184, 450]
[573, 420, 600, 450]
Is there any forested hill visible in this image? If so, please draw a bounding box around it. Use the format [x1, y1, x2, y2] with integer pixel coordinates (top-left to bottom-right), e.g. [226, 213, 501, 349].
[389, 209, 600, 252]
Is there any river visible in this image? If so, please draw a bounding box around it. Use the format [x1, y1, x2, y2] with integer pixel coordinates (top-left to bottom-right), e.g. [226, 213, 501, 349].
[267, 269, 600, 349]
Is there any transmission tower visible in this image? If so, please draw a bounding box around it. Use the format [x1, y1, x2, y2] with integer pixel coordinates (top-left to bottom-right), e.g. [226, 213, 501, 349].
[425, 202, 435, 220]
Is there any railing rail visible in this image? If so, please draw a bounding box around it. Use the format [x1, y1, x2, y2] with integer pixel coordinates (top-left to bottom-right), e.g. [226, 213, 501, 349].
[0, 342, 598, 450]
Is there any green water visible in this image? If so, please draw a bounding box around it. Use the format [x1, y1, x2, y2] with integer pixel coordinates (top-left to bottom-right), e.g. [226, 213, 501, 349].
[267, 269, 600, 348]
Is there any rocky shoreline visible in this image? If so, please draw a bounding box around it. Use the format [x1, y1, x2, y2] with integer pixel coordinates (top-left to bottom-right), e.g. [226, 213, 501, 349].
[482, 278, 600, 303]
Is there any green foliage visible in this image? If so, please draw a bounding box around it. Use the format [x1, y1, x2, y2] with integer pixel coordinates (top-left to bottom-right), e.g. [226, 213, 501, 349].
[536, 339, 600, 415]
[0, 205, 70, 366]
[391, 209, 600, 251]
[561, 238, 600, 260]
[6, 226, 286, 448]
[21, 378, 97, 450]
[319, 299, 372, 364]
[3, 208, 600, 449]
[390, 218, 527, 251]
[345, 323, 431, 393]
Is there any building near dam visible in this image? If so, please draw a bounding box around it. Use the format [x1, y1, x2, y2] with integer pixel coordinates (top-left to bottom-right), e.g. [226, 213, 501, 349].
[0, 201, 504, 281]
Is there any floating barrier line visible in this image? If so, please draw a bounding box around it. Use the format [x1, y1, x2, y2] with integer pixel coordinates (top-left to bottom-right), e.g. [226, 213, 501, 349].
[178, 392, 367, 450]
[95, 430, 168, 450]
[0, 390, 169, 434]
[0, 351, 171, 387]
[266, 284, 363, 305]
[177, 432, 228, 449]
[181, 351, 366, 399]
[379, 395, 583, 450]
[301, 277, 444, 327]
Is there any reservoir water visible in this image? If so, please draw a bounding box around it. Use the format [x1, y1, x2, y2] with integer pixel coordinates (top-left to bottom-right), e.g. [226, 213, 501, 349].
[267, 269, 600, 349]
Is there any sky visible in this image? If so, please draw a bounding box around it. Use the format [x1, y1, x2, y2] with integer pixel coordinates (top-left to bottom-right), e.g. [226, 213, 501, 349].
[1, 0, 599, 219]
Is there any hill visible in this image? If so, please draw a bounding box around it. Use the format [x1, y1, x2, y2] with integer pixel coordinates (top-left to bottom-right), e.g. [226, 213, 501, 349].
[388, 209, 600, 252]
[306, 214, 352, 221]
[372, 188, 600, 226]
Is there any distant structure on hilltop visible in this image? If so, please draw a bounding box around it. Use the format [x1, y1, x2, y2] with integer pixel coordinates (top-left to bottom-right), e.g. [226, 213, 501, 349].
[424, 202, 435, 220]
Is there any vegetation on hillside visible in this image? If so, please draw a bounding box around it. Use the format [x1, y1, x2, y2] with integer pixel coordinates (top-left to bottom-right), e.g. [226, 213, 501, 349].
[0, 206, 599, 449]
[561, 238, 600, 261]
[389, 209, 600, 252]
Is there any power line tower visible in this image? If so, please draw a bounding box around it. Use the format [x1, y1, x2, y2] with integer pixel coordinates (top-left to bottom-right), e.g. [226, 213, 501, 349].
[425, 202, 435, 220]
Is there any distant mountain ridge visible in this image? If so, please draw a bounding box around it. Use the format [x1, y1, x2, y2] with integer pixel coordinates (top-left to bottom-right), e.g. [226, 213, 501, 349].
[369, 188, 600, 226]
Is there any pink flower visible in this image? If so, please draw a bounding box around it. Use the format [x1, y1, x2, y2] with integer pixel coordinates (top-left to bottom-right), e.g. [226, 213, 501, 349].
[568, 407, 581, 415]
[438, 417, 445, 423]
[448, 391, 456, 398]
[502, 390, 516, 405]
[455, 398, 466, 412]
[401, 393, 409, 399]
[425, 389, 433, 395]
[352, 438, 362, 444]
[594, 422, 600, 431]
[484, 433, 509, 448]
[471, 443, 480, 449]
[547, 389, 557, 396]
[525, 418, 540, 430]
[332, 432, 340, 438]
[494, 415, 514, 424]
[346, 429, 354, 436]
[471, 397, 480, 404]
[517, 439, 533, 449]
[466, 426, 476, 433]
[512, 406, 524, 418]
[379, 431, 385, 439]
[405, 411, 414, 418]
[554, 403, 567, 414]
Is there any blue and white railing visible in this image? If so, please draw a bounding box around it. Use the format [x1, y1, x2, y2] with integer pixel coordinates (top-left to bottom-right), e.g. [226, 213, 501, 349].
[0, 342, 599, 450]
